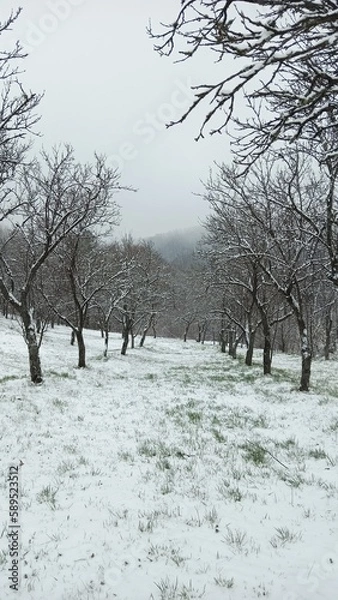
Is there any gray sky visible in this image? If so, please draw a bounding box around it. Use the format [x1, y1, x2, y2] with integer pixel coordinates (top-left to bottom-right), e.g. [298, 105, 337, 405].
[4, 0, 231, 239]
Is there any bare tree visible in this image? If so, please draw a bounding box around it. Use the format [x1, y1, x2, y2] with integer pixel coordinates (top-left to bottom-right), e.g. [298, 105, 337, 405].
[204, 156, 324, 390]
[113, 238, 168, 354]
[149, 2, 338, 165]
[0, 146, 122, 382]
[44, 233, 120, 368]
[0, 9, 41, 200]
[94, 242, 131, 358]
[204, 193, 292, 372]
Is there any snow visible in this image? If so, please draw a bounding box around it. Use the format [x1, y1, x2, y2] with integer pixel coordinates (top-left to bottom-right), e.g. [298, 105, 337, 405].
[0, 317, 338, 599]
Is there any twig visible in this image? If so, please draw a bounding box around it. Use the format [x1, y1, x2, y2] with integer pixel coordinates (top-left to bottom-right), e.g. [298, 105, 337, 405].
[247, 440, 289, 469]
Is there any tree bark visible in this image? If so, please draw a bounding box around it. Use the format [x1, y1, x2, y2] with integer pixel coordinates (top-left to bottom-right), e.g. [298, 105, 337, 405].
[139, 328, 147, 348]
[103, 326, 109, 358]
[183, 323, 191, 342]
[220, 328, 226, 353]
[245, 331, 255, 366]
[228, 329, 235, 357]
[3, 299, 8, 318]
[262, 315, 272, 375]
[76, 329, 86, 368]
[121, 327, 129, 355]
[324, 311, 332, 360]
[300, 327, 311, 392]
[263, 333, 272, 375]
[22, 311, 43, 384]
[196, 323, 202, 343]
[201, 323, 207, 344]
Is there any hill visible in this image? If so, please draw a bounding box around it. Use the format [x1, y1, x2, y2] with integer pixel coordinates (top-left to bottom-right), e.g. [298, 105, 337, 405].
[1, 317, 338, 599]
[148, 226, 204, 263]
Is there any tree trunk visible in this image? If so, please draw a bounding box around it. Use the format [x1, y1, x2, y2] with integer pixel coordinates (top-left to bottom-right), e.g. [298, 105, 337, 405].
[139, 329, 146, 348]
[140, 322, 150, 347]
[70, 330, 75, 345]
[324, 311, 332, 360]
[76, 329, 86, 368]
[228, 330, 235, 357]
[183, 323, 190, 342]
[263, 333, 272, 375]
[121, 327, 129, 355]
[262, 316, 272, 375]
[300, 327, 311, 392]
[280, 323, 287, 353]
[22, 311, 43, 384]
[220, 328, 226, 353]
[103, 326, 109, 358]
[245, 331, 255, 366]
[36, 317, 41, 334]
[232, 334, 242, 359]
[196, 323, 202, 343]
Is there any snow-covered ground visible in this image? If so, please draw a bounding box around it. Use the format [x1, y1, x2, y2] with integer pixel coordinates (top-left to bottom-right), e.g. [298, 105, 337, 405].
[0, 316, 338, 600]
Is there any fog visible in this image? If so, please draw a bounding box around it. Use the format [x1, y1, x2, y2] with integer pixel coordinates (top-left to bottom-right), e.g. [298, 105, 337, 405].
[3, 0, 232, 238]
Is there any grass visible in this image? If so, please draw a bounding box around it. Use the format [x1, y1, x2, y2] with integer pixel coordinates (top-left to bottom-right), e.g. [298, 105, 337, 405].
[36, 485, 58, 510]
[187, 411, 202, 424]
[47, 370, 75, 379]
[223, 527, 248, 553]
[144, 372, 157, 381]
[52, 398, 68, 412]
[308, 447, 327, 460]
[214, 574, 234, 588]
[212, 428, 227, 443]
[217, 480, 243, 502]
[138, 439, 158, 457]
[57, 460, 76, 475]
[154, 578, 206, 600]
[241, 441, 267, 465]
[270, 526, 302, 547]
[0, 374, 21, 384]
[2, 324, 338, 599]
[328, 418, 338, 432]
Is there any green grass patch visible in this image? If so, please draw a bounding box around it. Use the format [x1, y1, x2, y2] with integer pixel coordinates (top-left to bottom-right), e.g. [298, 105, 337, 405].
[47, 370, 74, 379]
[0, 374, 21, 384]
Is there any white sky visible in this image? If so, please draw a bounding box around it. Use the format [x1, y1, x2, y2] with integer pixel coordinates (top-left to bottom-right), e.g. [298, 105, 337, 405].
[3, 0, 232, 238]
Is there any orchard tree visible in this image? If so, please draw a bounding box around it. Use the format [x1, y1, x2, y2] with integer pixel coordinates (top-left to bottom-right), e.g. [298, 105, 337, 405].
[0, 8, 41, 195]
[204, 155, 324, 390]
[113, 238, 169, 355]
[273, 136, 338, 287]
[0, 146, 123, 383]
[42, 232, 121, 369]
[94, 242, 131, 358]
[204, 196, 292, 372]
[150, 1, 338, 165]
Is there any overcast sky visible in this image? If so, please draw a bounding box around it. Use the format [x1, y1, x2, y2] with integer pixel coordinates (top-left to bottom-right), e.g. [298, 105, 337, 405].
[3, 1, 232, 239]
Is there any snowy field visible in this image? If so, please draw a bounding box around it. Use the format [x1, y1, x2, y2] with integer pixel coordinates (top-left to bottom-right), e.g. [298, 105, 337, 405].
[0, 316, 338, 600]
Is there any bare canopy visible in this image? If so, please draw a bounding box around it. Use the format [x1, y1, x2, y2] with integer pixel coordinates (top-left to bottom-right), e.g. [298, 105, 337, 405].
[149, 1, 338, 165]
